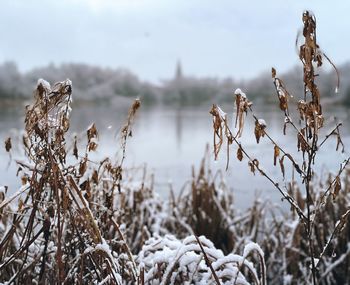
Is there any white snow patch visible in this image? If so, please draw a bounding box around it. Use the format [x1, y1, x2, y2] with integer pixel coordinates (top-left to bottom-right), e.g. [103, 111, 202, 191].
[257, 119, 266, 127]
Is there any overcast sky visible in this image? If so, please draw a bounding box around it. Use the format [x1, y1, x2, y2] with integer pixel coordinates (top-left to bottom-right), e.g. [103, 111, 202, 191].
[0, 0, 349, 83]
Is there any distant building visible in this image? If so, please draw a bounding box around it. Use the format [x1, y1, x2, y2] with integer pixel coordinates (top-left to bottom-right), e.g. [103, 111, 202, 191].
[175, 60, 183, 81]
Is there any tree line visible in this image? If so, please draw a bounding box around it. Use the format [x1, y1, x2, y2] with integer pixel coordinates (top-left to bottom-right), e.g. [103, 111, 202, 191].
[0, 61, 349, 106]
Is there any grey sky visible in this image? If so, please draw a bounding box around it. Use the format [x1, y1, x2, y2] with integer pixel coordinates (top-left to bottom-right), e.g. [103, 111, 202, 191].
[0, 0, 348, 83]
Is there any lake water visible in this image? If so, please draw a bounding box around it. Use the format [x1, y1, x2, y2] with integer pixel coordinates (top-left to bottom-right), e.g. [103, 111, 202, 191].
[1, 101, 350, 209]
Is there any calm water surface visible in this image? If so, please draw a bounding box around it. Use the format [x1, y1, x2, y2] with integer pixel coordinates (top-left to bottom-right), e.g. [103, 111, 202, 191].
[1, 102, 350, 209]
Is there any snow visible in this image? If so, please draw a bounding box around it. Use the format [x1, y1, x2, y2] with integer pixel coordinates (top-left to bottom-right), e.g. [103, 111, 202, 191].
[283, 274, 293, 285]
[85, 239, 122, 284]
[243, 242, 264, 259]
[136, 234, 267, 284]
[0, 182, 30, 211]
[234, 88, 242, 95]
[37, 78, 51, 90]
[257, 119, 266, 127]
[217, 106, 227, 119]
[234, 88, 246, 98]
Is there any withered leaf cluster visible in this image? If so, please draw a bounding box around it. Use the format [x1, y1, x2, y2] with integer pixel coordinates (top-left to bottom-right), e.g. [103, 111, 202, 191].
[272, 68, 290, 112]
[87, 123, 98, 151]
[248, 159, 259, 175]
[24, 79, 72, 164]
[234, 89, 252, 138]
[297, 128, 311, 154]
[297, 11, 326, 150]
[0, 79, 143, 284]
[210, 104, 232, 161]
[300, 11, 322, 112]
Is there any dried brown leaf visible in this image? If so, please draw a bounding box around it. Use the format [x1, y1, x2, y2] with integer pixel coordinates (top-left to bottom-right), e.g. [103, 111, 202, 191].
[273, 145, 280, 166]
[272, 67, 276, 78]
[88, 142, 98, 152]
[248, 161, 255, 175]
[79, 157, 87, 176]
[254, 120, 266, 144]
[332, 176, 341, 201]
[237, 147, 243, 161]
[87, 123, 98, 142]
[73, 136, 78, 159]
[279, 156, 285, 179]
[5, 137, 11, 152]
[21, 176, 28, 185]
[92, 170, 98, 184]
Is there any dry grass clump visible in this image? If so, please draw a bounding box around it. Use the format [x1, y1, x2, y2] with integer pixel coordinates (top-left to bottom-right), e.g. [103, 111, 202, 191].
[0, 78, 266, 284]
[167, 148, 267, 257]
[0, 79, 142, 284]
[114, 167, 168, 253]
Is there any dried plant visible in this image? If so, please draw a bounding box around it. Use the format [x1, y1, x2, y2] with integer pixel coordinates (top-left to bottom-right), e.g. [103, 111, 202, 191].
[1, 9, 350, 285]
[0, 79, 266, 285]
[210, 10, 349, 285]
[0, 78, 143, 284]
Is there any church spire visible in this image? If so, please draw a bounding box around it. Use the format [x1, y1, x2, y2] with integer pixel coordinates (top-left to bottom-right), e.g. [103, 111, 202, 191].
[175, 60, 183, 80]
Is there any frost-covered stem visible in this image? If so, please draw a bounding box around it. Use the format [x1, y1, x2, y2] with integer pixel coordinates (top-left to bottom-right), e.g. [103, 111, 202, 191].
[318, 210, 350, 268]
[320, 244, 350, 280]
[306, 180, 317, 285]
[194, 235, 221, 285]
[48, 149, 64, 283]
[305, 122, 318, 285]
[111, 218, 138, 280]
[0, 226, 43, 271]
[318, 123, 343, 149]
[231, 137, 307, 222]
[311, 156, 350, 228]
[68, 211, 102, 283]
[264, 131, 305, 176]
[248, 106, 306, 178]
